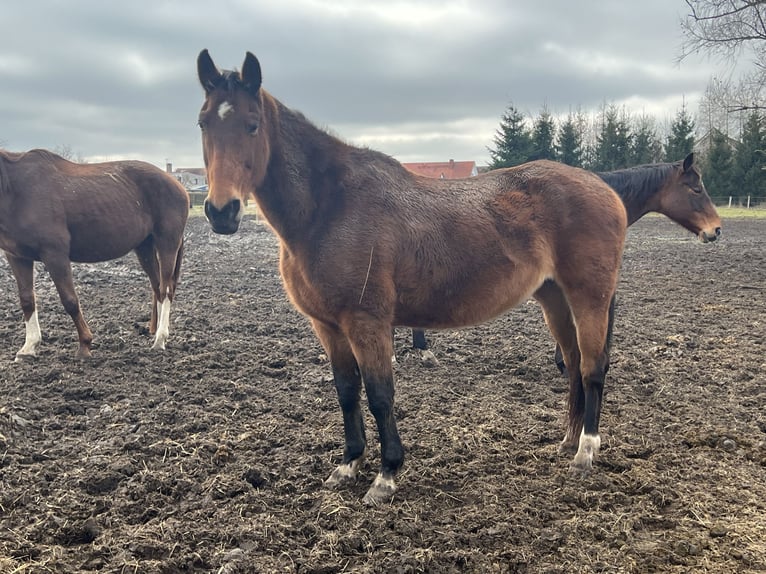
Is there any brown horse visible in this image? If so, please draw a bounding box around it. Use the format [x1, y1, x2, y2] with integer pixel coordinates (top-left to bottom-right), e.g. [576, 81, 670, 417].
[197, 50, 628, 505]
[410, 153, 723, 359]
[0, 149, 188, 359]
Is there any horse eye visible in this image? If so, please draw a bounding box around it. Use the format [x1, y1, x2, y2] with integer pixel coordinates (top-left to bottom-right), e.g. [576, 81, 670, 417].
[197, 120, 206, 131]
[248, 124, 259, 136]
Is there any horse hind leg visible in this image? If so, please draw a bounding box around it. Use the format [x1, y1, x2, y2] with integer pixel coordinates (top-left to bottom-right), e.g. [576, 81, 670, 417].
[5, 254, 42, 360]
[566, 290, 615, 475]
[533, 281, 583, 455]
[134, 238, 161, 336]
[153, 238, 184, 350]
[136, 237, 183, 350]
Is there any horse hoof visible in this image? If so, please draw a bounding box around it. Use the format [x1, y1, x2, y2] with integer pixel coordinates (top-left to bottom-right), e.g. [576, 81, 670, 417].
[568, 460, 594, 478]
[151, 342, 166, 351]
[324, 457, 364, 489]
[362, 473, 396, 506]
[14, 352, 36, 363]
[558, 441, 578, 456]
[420, 350, 439, 367]
[76, 348, 93, 360]
[324, 468, 354, 489]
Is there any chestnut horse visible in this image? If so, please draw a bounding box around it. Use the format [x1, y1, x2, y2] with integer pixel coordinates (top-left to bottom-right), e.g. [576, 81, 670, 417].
[197, 50, 628, 505]
[0, 149, 188, 359]
[410, 153, 723, 360]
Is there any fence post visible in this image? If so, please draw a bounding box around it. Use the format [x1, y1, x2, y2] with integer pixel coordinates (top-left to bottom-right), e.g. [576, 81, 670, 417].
[747, 195, 751, 208]
[728, 196, 733, 208]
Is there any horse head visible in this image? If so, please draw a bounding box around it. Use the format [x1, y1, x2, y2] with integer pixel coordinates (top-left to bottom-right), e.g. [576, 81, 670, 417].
[659, 153, 722, 243]
[197, 49, 270, 234]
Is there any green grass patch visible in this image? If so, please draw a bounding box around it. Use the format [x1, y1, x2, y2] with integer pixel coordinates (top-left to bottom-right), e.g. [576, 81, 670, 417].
[716, 206, 766, 219]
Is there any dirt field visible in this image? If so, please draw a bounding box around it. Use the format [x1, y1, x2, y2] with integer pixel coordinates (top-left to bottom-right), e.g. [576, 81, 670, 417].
[1, 215, 764, 573]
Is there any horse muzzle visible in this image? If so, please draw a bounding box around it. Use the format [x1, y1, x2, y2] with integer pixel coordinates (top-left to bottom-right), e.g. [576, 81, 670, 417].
[204, 198, 242, 235]
[700, 226, 722, 244]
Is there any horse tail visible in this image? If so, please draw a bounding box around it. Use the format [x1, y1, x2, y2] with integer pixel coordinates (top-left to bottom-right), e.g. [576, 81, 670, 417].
[172, 238, 184, 293]
[0, 155, 10, 196]
[603, 293, 617, 375]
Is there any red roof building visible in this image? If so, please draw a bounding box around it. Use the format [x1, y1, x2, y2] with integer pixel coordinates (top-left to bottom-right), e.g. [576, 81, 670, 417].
[402, 159, 478, 179]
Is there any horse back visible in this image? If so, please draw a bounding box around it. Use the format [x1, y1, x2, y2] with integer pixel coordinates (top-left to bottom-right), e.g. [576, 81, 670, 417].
[0, 151, 189, 263]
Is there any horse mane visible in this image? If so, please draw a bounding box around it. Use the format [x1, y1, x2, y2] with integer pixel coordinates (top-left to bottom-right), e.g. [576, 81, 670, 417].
[597, 161, 678, 205]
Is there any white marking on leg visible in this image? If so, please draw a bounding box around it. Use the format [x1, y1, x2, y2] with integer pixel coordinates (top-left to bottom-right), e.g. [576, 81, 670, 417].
[324, 451, 366, 488]
[16, 310, 42, 360]
[363, 473, 397, 506]
[151, 297, 171, 350]
[217, 101, 234, 120]
[571, 430, 601, 472]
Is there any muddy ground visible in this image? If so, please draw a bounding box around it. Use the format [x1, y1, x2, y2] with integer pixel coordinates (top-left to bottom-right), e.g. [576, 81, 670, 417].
[0, 215, 764, 573]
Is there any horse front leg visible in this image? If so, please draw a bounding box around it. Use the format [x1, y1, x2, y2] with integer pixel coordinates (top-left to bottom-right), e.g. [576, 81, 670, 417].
[344, 317, 404, 505]
[5, 254, 42, 360]
[313, 321, 368, 488]
[44, 256, 93, 359]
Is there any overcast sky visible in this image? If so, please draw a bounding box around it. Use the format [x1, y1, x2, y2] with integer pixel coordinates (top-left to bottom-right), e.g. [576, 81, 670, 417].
[1, 1, 729, 169]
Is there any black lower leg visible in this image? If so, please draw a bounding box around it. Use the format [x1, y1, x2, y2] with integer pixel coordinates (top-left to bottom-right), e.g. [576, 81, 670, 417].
[365, 374, 404, 475]
[412, 329, 427, 350]
[334, 366, 367, 463]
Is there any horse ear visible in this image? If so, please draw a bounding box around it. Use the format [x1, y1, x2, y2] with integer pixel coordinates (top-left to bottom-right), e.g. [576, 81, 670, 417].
[241, 52, 262, 96]
[683, 152, 694, 172]
[198, 49, 222, 94]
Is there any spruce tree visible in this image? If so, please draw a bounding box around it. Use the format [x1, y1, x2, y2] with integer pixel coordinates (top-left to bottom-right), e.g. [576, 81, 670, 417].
[557, 112, 585, 168]
[702, 129, 735, 201]
[732, 111, 766, 205]
[529, 106, 557, 161]
[665, 105, 696, 162]
[631, 116, 663, 165]
[594, 104, 632, 171]
[487, 103, 532, 169]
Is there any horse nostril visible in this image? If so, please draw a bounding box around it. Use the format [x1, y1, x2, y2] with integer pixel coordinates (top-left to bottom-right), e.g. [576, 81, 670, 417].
[715, 227, 722, 237]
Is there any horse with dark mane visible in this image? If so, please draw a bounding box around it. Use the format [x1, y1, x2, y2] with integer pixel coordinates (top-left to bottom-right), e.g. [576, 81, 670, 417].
[0, 149, 188, 359]
[197, 50, 630, 505]
[410, 154, 723, 361]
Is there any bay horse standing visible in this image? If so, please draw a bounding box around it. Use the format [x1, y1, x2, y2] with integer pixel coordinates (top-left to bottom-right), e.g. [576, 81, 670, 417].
[550, 154, 722, 372]
[197, 50, 628, 505]
[410, 154, 723, 363]
[0, 149, 188, 359]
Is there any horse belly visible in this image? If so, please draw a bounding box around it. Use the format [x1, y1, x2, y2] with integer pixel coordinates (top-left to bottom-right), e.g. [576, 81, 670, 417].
[395, 260, 549, 329]
[67, 219, 150, 263]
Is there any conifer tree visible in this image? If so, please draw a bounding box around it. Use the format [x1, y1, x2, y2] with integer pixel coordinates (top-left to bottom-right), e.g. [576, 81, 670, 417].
[594, 104, 632, 170]
[732, 111, 766, 205]
[702, 129, 735, 201]
[529, 105, 558, 161]
[557, 111, 585, 168]
[665, 105, 696, 162]
[487, 102, 532, 169]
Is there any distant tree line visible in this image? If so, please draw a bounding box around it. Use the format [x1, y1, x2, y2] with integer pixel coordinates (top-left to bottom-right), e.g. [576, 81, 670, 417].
[487, 100, 766, 205]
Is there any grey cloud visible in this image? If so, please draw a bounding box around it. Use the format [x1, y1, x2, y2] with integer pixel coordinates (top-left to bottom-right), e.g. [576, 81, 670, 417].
[1, 1, 721, 168]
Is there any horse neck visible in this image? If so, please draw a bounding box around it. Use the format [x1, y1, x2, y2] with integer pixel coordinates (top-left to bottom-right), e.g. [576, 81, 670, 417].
[596, 164, 672, 225]
[255, 96, 347, 245]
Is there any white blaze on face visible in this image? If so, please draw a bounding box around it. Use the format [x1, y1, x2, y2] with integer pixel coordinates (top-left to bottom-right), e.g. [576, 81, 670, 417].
[218, 101, 234, 120]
